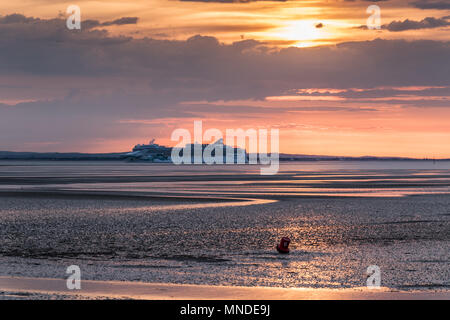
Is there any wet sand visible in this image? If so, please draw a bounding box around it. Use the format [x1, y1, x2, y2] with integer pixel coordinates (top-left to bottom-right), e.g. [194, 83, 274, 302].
[1, 276, 448, 300]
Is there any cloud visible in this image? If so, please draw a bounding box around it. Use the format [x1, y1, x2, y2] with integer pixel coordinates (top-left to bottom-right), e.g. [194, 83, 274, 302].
[410, 1, 450, 9]
[100, 17, 139, 26]
[384, 17, 450, 31]
[0, 13, 39, 24]
[0, 13, 138, 31]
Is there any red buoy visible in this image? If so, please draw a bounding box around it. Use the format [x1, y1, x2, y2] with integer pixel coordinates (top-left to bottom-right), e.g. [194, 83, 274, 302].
[276, 237, 290, 254]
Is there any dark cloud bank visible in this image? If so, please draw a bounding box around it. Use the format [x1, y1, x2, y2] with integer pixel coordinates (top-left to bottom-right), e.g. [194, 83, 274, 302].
[384, 17, 450, 31]
[411, 0, 450, 10]
[0, 14, 448, 93]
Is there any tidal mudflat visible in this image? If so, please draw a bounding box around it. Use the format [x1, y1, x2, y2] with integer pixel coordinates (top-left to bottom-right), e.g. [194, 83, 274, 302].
[0, 161, 449, 298]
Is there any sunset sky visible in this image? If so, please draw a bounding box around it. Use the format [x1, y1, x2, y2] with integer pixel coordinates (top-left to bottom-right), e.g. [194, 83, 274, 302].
[0, 0, 449, 157]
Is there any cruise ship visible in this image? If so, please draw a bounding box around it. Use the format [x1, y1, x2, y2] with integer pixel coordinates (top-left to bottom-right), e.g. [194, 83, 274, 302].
[122, 139, 248, 163]
[121, 139, 172, 162]
[181, 138, 249, 164]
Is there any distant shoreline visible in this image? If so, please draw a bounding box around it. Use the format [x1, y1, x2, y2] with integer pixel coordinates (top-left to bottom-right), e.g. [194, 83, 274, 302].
[0, 151, 449, 162]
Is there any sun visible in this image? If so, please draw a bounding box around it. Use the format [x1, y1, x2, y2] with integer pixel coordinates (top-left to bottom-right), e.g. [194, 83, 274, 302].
[269, 20, 327, 47]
